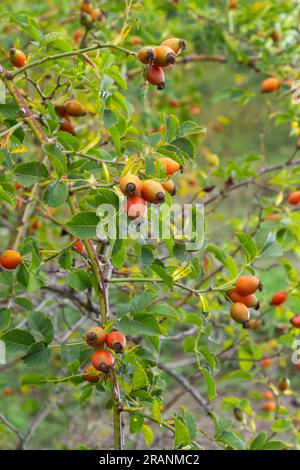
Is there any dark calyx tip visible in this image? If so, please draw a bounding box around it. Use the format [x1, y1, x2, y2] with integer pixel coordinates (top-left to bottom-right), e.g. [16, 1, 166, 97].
[258, 281, 264, 291]
[156, 191, 165, 202]
[157, 82, 165, 90]
[9, 48, 16, 54]
[99, 363, 111, 374]
[113, 342, 124, 354]
[86, 332, 97, 346]
[179, 39, 187, 51]
[167, 53, 176, 65]
[126, 182, 136, 195]
[242, 320, 250, 329]
[255, 301, 260, 311]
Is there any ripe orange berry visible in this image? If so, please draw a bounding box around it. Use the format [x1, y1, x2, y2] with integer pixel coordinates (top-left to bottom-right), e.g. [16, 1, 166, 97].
[137, 46, 156, 64]
[153, 45, 176, 67]
[106, 331, 126, 353]
[84, 326, 107, 347]
[119, 174, 143, 197]
[260, 77, 281, 93]
[228, 0, 238, 9]
[263, 390, 274, 400]
[9, 48, 27, 68]
[126, 196, 147, 220]
[83, 365, 100, 383]
[235, 275, 262, 296]
[260, 358, 272, 368]
[0, 250, 23, 270]
[162, 179, 176, 195]
[265, 213, 280, 221]
[146, 65, 165, 90]
[161, 38, 186, 55]
[227, 288, 260, 309]
[73, 29, 83, 44]
[80, 0, 94, 15]
[230, 302, 250, 326]
[91, 349, 114, 373]
[59, 119, 76, 135]
[288, 191, 300, 205]
[296, 362, 300, 371]
[142, 180, 165, 203]
[270, 290, 287, 306]
[169, 98, 181, 107]
[130, 36, 143, 46]
[262, 401, 276, 412]
[278, 377, 290, 392]
[290, 315, 300, 329]
[159, 157, 181, 175]
[3, 387, 14, 397]
[31, 219, 41, 231]
[15, 183, 22, 190]
[72, 238, 85, 254]
[64, 99, 86, 117]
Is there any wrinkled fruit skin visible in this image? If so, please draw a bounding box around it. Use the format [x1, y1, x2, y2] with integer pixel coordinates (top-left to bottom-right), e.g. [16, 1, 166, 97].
[120, 174, 143, 196]
[159, 157, 181, 175]
[230, 302, 250, 326]
[291, 315, 300, 329]
[288, 191, 300, 205]
[83, 365, 100, 383]
[0, 250, 23, 270]
[278, 377, 290, 392]
[153, 46, 176, 67]
[85, 326, 107, 347]
[162, 180, 176, 195]
[235, 275, 262, 296]
[262, 401, 276, 412]
[142, 180, 165, 203]
[91, 349, 114, 373]
[126, 196, 147, 220]
[137, 46, 155, 64]
[260, 77, 281, 93]
[161, 38, 186, 55]
[64, 99, 86, 117]
[10, 48, 27, 68]
[106, 331, 126, 353]
[270, 290, 287, 306]
[146, 65, 165, 90]
[228, 288, 259, 309]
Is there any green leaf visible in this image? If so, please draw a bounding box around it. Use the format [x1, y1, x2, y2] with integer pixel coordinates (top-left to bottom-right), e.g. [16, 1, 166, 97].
[271, 419, 292, 433]
[0, 308, 11, 331]
[68, 269, 95, 292]
[44, 144, 67, 177]
[151, 260, 174, 289]
[171, 137, 194, 159]
[60, 343, 82, 366]
[200, 367, 216, 400]
[28, 311, 54, 345]
[164, 114, 179, 143]
[0, 185, 15, 206]
[142, 424, 154, 446]
[66, 211, 100, 239]
[43, 180, 68, 208]
[23, 342, 51, 369]
[178, 121, 206, 138]
[217, 431, 246, 450]
[249, 432, 267, 450]
[20, 373, 48, 386]
[132, 363, 148, 391]
[1, 329, 35, 354]
[174, 418, 191, 448]
[262, 440, 286, 450]
[104, 109, 119, 128]
[152, 400, 162, 424]
[236, 232, 257, 263]
[13, 162, 48, 187]
[130, 414, 144, 433]
[148, 304, 180, 320]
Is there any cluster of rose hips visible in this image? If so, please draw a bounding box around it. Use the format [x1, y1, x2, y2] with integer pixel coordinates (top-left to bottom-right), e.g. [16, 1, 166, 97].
[137, 38, 187, 90]
[82, 327, 126, 383]
[79, 0, 104, 29]
[119, 157, 181, 220]
[0, 250, 23, 270]
[55, 99, 87, 136]
[262, 378, 290, 412]
[227, 275, 263, 328]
